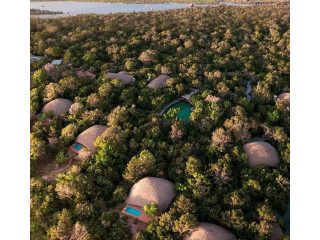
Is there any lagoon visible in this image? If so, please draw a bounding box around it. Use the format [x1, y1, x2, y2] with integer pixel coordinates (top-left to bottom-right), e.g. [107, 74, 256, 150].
[30, 1, 250, 18]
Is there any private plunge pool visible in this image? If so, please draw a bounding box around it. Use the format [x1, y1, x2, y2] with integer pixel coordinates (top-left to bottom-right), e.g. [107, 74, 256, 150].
[73, 143, 83, 151]
[125, 206, 142, 217]
[162, 101, 192, 122]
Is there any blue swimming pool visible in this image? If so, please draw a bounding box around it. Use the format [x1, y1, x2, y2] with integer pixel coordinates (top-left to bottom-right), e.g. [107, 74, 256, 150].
[249, 138, 263, 142]
[37, 114, 44, 120]
[125, 207, 142, 217]
[73, 144, 83, 151]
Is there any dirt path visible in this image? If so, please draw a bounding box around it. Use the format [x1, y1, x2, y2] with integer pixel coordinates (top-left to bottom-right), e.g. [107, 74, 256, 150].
[42, 157, 74, 181]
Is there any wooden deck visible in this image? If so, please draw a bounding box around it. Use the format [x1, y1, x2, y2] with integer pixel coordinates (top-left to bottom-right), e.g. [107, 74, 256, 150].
[121, 204, 154, 224]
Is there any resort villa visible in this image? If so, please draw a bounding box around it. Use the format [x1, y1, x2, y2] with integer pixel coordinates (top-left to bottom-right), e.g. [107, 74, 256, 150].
[51, 59, 63, 65]
[276, 93, 290, 107]
[121, 177, 176, 236]
[243, 141, 280, 168]
[30, 56, 43, 62]
[184, 222, 236, 240]
[75, 68, 96, 80]
[69, 125, 107, 160]
[37, 98, 73, 124]
[147, 75, 170, 89]
[270, 222, 284, 240]
[105, 71, 135, 85]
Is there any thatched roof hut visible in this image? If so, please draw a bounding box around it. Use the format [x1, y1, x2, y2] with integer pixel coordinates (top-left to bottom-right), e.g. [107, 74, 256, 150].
[75, 125, 107, 154]
[125, 177, 175, 212]
[105, 72, 134, 84]
[243, 142, 280, 168]
[270, 222, 283, 240]
[277, 93, 290, 106]
[42, 98, 73, 117]
[184, 222, 236, 240]
[204, 95, 221, 103]
[76, 68, 96, 80]
[147, 75, 170, 89]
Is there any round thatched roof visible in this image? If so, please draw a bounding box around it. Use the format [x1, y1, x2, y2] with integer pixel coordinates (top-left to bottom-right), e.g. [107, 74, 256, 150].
[125, 177, 175, 212]
[277, 93, 290, 106]
[270, 222, 283, 240]
[184, 222, 236, 240]
[204, 95, 221, 103]
[75, 125, 107, 154]
[147, 75, 170, 89]
[243, 142, 280, 168]
[42, 98, 73, 117]
[105, 72, 134, 84]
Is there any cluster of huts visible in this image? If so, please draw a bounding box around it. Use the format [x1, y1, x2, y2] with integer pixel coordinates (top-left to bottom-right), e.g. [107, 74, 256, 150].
[31, 61, 289, 238]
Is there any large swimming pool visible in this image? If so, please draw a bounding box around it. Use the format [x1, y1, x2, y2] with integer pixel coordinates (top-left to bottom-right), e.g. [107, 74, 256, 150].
[125, 206, 142, 217]
[163, 101, 192, 121]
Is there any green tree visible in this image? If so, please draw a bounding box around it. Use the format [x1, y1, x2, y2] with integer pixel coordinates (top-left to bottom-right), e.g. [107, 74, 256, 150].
[123, 150, 156, 182]
[144, 202, 158, 217]
[32, 69, 47, 87]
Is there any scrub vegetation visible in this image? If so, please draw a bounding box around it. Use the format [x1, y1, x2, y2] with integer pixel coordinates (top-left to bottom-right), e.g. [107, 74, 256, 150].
[31, 0, 290, 4]
[30, 3, 289, 240]
[30, 8, 63, 15]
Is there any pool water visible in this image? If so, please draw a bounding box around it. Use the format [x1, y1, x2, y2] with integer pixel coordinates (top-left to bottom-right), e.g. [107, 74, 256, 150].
[125, 206, 142, 217]
[73, 144, 83, 151]
[163, 101, 192, 121]
[37, 114, 44, 120]
[249, 138, 263, 142]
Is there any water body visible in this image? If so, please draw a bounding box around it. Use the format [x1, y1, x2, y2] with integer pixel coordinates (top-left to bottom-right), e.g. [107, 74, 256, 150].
[30, 1, 250, 18]
[163, 101, 192, 121]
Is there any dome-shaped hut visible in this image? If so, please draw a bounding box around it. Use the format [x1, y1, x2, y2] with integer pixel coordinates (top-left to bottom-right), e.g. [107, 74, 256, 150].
[105, 72, 134, 84]
[184, 222, 236, 240]
[243, 142, 280, 168]
[41, 98, 73, 117]
[70, 125, 107, 159]
[277, 93, 290, 106]
[147, 75, 170, 89]
[125, 177, 175, 212]
[270, 222, 283, 240]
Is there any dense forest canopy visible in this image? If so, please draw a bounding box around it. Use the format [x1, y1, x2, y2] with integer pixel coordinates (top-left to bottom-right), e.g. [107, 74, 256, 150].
[30, 3, 289, 240]
[30, 0, 290, 5]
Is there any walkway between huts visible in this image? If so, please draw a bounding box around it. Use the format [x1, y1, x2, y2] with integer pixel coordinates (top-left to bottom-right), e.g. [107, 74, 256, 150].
[159, 99, 181, 115]
[246, 80, 252, 102]
[42, 157, 74, 181]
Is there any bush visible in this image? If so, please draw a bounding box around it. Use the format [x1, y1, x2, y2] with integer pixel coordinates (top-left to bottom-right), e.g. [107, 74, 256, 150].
[54, 150, 69, 164]
[144, 202, 158, 217]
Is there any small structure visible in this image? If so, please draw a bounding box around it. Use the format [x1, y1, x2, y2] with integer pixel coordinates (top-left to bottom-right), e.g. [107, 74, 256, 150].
[184, 222, 236, 240]
[182, 88, 198, 103]
[147, 75, 170, 89]
[204, 95, 221, 103]
[75, 68, 96, 80]
[105, 72, 135, 85]
[243, 142, 280, 168]
[37, 98, 73, 124]
[41, 98, 73, 117]
[270, 222, 283, 240]
[51, 59, 62, 65]
[276, 93, 290, 107]
[69, 125, 107, 159]
[30, 56, 43, 62]
[122, 177, 175, 233]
